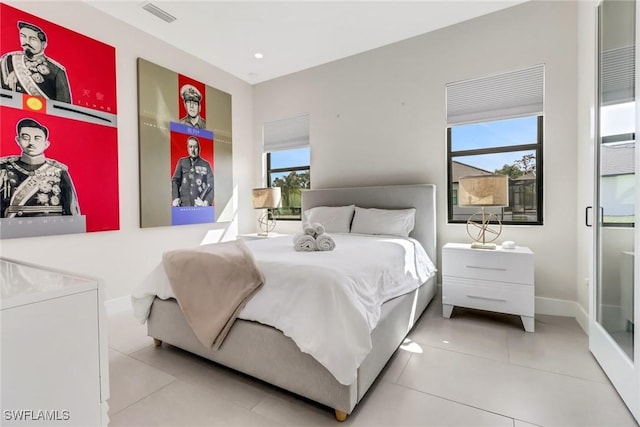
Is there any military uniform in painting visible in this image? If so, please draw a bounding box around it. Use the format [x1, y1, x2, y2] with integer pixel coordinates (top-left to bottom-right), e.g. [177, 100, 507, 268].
[171, 156, 214, 207]
[0, 156, 80, 218]
[0, 51, 71, 102]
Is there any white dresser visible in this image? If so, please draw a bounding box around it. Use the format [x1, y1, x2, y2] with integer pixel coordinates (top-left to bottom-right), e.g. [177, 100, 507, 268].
[441, 243, 535, 332]
[0, 258, 109, 426]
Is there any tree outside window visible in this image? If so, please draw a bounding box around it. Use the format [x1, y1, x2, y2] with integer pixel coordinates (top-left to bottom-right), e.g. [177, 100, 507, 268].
[448, 116, 543, 225]
[267, 147, 310, 220]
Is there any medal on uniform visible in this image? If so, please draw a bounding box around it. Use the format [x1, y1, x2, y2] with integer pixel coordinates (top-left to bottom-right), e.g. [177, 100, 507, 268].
[37, 193, 49, 204]
[37, 64, 50, 75]
[39, 182, 52, 193]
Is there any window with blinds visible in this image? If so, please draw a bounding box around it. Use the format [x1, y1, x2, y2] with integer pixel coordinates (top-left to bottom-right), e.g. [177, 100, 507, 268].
[446, 65, 545, 225]
[263, 114, 310, 220]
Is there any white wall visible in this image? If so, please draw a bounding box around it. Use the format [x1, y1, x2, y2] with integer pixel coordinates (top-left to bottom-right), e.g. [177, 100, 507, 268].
[1, 1, 255, 300]
[254, 1, 580, 305]
[1, 1, 592, 316]
[576, 0, 598, 318]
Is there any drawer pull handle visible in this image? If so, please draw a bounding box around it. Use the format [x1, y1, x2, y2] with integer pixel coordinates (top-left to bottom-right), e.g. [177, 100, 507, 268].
[465, 265, 507, 271]
[466, 295, 507, 302]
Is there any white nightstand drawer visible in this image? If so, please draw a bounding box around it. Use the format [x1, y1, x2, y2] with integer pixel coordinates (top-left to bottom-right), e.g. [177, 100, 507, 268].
[442, 248, 534, 285]
[442, 276, 534, 317]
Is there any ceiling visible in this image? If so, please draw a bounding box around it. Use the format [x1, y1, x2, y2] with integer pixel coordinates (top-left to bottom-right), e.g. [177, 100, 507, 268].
[87, 1, 528, 85]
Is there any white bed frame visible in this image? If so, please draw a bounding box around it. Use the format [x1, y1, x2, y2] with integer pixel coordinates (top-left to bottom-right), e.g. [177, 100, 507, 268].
[147, 184, 437, 421]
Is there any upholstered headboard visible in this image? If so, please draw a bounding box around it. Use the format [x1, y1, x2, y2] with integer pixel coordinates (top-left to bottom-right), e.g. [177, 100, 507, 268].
[301, 184, 437, 265]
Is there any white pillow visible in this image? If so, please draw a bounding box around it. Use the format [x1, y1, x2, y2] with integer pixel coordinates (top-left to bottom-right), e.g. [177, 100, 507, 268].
[350, 207, 416, 237]
[302, 205, 355, 233]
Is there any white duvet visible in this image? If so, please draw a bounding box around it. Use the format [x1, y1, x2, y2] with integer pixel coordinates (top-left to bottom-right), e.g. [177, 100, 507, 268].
[131, 233, 436, 385]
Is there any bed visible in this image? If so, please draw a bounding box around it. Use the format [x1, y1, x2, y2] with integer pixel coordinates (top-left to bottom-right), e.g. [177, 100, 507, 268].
[136, 184, 437, 421]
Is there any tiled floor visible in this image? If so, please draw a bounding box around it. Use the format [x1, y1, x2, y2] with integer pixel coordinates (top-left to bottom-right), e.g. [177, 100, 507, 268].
[107, 292, 639, 427]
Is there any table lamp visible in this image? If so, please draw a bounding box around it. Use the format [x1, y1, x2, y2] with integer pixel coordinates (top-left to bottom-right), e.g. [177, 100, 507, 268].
[458, 174, 509, 249]
[252, 187, 282, 236]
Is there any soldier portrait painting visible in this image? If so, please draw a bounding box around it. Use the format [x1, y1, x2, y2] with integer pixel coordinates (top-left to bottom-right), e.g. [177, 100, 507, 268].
[171, 136, 214, 207]
[178, 84, 206, 129]
[0, 118, 80, 218]
[0, 21, 72, 103]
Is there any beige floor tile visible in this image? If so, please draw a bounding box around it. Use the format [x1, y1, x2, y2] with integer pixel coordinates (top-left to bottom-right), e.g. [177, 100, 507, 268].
[396, 345, 637, 427]
[107, 298, 640, 427]
[108, 310, 154, 355]
[434, 305, 527, 331]
[409, 314, 510, 362]
[535, 314, 586, 334]
[108, 349, 176, 416]
[109, 380, 283, 427]
[377, 345, 412, 384]
[251, 394, 341, 427]
[507, 319, 608, 383]
[347, 381, 514, 427]
[130, 344, 270, 409]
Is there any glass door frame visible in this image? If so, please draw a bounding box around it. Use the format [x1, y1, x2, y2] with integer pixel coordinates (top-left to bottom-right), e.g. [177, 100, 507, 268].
[590, 0, 640, 422]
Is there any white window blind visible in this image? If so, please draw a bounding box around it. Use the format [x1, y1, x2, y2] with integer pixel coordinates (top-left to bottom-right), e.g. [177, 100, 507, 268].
[446, 65, 545, 126]
[263, 114, 309, 152]
[601, 45, 635, 105]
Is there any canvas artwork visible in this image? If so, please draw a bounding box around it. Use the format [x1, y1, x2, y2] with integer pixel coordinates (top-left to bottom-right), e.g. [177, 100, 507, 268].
[0, 2, 119, 239]
[137, 58, 233, 228]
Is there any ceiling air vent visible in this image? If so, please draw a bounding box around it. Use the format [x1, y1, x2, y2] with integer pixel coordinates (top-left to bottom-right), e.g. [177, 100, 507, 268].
[141, 2, 176, 23]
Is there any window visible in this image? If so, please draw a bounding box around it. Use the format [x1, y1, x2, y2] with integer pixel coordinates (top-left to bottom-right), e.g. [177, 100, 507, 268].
[447, 116, 543, 224]
[446, 65, 544, 225]
[263, 114, 310, 220]
[267, 148, 310, 220]
[600, 101, 635, 227]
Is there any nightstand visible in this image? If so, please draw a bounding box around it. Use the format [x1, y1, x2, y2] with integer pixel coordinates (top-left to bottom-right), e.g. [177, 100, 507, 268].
[441, 242, 535, 332]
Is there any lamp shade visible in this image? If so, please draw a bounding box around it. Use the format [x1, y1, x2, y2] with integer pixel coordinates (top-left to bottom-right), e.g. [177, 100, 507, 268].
[252, 187, 282, 209]
[458, 174, 509, 207]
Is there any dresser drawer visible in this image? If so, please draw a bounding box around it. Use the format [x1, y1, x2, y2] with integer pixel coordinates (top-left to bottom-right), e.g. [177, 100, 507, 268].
[442, 248, 534, 284]
[442, 276, 534, 316]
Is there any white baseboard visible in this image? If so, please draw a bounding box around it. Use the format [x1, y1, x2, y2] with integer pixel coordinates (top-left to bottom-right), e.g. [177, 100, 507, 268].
[105, 295, 132, 317]
[574, 304, 589, 335]
[535, 296, 589, 335]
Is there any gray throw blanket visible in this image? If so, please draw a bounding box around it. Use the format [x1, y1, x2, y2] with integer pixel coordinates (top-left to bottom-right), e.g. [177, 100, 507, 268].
[162, 239, 264, 350]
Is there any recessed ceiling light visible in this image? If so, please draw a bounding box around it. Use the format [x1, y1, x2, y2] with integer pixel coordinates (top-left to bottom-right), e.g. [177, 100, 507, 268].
[254, 53, 264, 59]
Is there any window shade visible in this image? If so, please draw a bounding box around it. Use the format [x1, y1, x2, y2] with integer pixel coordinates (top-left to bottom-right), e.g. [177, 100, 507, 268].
[263, 114, 309, 152]
[446, 65, 545, 126]
[601, 45, 635, 105]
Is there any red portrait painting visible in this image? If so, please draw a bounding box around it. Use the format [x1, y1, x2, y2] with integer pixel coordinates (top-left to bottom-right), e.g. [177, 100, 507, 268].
[0, 3, 119, 237]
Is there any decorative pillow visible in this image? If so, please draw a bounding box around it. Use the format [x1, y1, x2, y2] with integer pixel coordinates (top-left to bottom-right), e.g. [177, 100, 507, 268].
[350, 207, 416, 237]
[302, 205, 355, 233]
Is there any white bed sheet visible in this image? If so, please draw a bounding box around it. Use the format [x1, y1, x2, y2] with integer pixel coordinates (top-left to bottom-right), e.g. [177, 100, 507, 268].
[131, 233, 436, 385]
